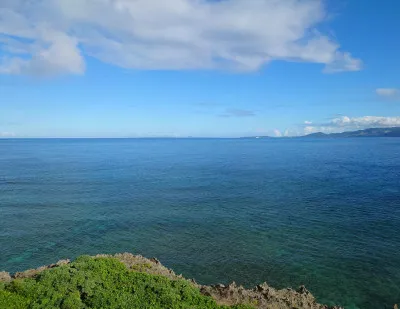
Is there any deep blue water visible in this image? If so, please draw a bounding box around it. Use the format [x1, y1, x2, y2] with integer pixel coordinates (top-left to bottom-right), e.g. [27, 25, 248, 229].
[1, 138, 400, 308]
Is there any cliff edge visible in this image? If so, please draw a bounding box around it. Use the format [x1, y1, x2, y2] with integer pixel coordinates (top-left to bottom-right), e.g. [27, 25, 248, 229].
[1, 253, 344, 309]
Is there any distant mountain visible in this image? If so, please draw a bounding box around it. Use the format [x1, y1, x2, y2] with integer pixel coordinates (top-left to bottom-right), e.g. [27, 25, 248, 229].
[304, 127, 400, 138]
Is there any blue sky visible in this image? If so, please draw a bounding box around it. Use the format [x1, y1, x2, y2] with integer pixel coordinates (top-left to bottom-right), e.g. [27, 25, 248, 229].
[0, 0, 399, 137]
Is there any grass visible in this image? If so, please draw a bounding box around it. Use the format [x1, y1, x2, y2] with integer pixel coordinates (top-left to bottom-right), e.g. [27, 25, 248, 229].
[0, 256, 254, 309]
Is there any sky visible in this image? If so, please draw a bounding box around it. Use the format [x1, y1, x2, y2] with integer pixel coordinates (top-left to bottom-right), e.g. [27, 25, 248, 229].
[0, 0, 399, 138]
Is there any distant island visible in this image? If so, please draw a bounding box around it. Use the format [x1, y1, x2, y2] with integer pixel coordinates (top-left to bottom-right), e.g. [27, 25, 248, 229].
[303, 127, 400, 138]
[241, 127, 400, 139]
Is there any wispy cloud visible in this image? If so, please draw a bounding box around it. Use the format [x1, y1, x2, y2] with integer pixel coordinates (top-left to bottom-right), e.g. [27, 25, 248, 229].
[219, 108, 256, 118]
[323, 52, 363, 73]
[302, 115, 400, 134]
[0, 0, 362, 76]
[376, 88, 399, 99]
[0, 132, 16, 137]
[0, 30, 85, 76]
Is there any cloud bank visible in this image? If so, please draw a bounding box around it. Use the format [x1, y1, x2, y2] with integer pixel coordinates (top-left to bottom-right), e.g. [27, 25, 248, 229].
[303, 116, 400, 134]
[0, 0, 362, 76]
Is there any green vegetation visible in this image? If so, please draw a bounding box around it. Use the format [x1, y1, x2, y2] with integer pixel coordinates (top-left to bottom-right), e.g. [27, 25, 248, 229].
[0, 256, 254, 309]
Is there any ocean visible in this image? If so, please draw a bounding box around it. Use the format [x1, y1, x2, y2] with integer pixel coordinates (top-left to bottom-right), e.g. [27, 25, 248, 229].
[1, 138, 399, 308]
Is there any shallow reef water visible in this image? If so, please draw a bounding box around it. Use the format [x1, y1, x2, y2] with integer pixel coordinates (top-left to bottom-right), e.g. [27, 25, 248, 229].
[1, 138, 400, 308]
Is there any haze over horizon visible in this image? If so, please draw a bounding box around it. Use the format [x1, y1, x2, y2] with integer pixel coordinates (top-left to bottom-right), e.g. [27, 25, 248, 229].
[1, 0, 400, 138]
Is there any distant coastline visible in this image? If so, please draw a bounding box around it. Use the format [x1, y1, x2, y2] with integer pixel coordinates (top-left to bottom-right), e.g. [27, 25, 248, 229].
[241, 127, 400, 139]
[2, 127, 400, 140]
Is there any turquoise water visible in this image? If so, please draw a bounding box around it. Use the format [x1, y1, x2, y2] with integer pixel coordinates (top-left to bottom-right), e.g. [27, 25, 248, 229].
[1, 138, 400, 308]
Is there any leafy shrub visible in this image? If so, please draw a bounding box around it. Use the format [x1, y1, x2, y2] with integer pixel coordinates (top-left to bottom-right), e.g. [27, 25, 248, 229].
[0, 256, 253, 309]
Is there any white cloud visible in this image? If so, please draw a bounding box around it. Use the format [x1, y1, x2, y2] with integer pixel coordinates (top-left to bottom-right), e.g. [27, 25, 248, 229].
[324, 52, 363, 73]
[376, 88, 399, 98]
[304, 126, 317, 134]
[0, 30, 85, 76]
[303, 116, 400, 135]
[0, 0, 362, 76]
[331, 116, 400, 128]
[304, 120, 313, 125]
[273, 129, 283, 137]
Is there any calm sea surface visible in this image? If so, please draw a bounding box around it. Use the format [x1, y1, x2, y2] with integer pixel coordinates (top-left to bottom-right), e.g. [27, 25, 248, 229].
[1, 138, 400, 308]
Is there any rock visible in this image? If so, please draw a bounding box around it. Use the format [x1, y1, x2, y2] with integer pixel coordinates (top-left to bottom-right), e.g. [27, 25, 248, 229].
[150, 257, 160, 264]
[0, 271, 11, 282]
[200, 278, 343, 309]
[256, 283, 269, 292]
[298, 285, 311, 295]
[189, 278, 197, 285]
[56, 259, 70, 266]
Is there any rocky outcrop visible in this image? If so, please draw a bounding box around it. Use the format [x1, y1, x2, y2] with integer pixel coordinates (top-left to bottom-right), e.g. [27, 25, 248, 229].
[1, 253, 343, 309]
[201, 282, 342, 309]
[12, 259, 70, 279]
[0, 271, 11, 282]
